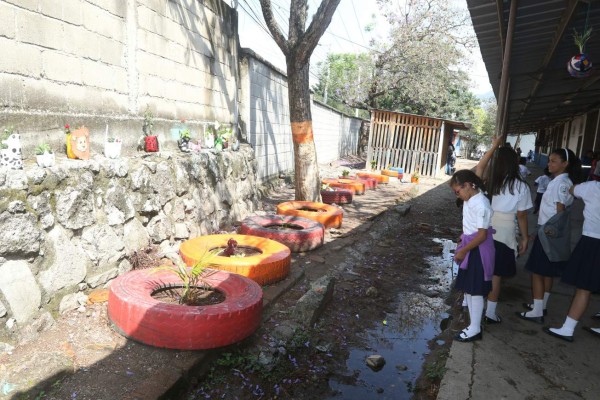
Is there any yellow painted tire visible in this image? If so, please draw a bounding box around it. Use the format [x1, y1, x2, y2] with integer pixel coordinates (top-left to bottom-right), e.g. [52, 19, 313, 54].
[179, 234, 291, 286]
[276, 201, 343, 229]
[381, 169, 399, 178]
[356, 172, 389, 184]
[322, 178, 365, 195]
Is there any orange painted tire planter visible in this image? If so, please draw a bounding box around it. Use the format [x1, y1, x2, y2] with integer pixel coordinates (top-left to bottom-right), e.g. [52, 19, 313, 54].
[239, 215, 324, 253]
[351, 176, 378, 190]
[356, 172, 389, 184]
[180, 234, 291, 285]
[108, 268, 263, 350]
[322, 178, 365, 195]
[321, 188, 353, 205]
[277, 201, 343, 229]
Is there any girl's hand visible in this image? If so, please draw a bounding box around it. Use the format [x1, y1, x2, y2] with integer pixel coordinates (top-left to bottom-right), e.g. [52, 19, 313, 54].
[518, 237, 529, 256]
[454, 248, 467, 263]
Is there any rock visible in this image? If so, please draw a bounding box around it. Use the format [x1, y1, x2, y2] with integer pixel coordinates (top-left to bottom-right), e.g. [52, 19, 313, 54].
[365, 286, 379, 298]
[0, 212, 42, 255]
[0, 341, 15, 354]
[396, 364, 408, 371]
[39, 226, 90, 296]
[81, 224, 124, 271]
[18, 312, 57, 345]
[26, 167, 46, 184]
[0, 300, 6, 317]
[130, 164, 153, 191]
[123, 218, 151, 255]
[6, 317, 16, 330]
[7, 200, 25, 213]
[5, 169, 27, 189]
[366, 355, 386, 371]
[146, 213, 173, 243]
[152, 162, 176, 206]
[290, 275, 335, 326]
[55, 184, 95, 230]
[101, 158, 129, 178]
[393, 203, 411, 216]
[104, 184, 136, 225]
[0, 260, 42, 323]
[117, 258, 132, 275]
[174, 223, 189, 239]
[86, 268, 118, 288]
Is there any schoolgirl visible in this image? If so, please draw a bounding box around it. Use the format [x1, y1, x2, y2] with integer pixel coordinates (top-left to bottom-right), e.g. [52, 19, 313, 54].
[520, 148, 582, 322]
[450, 170, 495, 342]
[544, 180, 600, 341]
[533, 167, 552, 214]
[475, 136, 532, 323]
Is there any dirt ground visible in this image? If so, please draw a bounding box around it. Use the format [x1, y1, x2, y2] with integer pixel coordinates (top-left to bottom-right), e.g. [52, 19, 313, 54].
[0, 156, 473, 400]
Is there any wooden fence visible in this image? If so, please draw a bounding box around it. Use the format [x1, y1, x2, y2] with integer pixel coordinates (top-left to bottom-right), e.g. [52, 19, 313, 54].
[366, 110, 445, 176]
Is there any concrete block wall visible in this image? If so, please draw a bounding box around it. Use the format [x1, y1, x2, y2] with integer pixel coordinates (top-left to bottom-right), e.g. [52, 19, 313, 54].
[312, 100, 362, 164]
[0, 0, 238, 157]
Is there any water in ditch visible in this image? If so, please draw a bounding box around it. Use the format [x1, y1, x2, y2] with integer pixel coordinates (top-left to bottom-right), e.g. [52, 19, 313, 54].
[326, 238, 458, 399]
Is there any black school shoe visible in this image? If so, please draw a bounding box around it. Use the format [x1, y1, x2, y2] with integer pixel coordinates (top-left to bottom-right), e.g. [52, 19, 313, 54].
[522, 302, 548, 316]
[583, 326, 600, 339]
[484, 315, 502, 324]
[591, 312, 600, 321]
[515, 311, 544, 324]
[543, 327, 573, 342]
[454, 330, 482, 343]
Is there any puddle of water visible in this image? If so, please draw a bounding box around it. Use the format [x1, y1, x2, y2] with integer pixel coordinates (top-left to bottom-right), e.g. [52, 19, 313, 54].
[326, 238, 456, 399]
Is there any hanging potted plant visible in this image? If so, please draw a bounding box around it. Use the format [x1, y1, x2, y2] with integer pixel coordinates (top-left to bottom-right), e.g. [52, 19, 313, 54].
[142, 106, 159, 152]
[35, 143, 55, 167]
[568, 27, 593, 78]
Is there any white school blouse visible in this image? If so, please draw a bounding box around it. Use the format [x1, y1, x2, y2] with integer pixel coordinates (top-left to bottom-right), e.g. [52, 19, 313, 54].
[463, 192, 493, 235]
[538, 173, 574, 225]
[534, 175, 551, 194]
[574, 181, 600, 239]
[491, 180, 533, 213]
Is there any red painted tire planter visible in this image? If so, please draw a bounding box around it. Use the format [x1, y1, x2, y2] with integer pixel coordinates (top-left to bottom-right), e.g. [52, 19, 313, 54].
[322, 178, 365, 195]
[108, 268, 263, 350]
[277, 201, 343, 229]
[179, 234, 291, 285]
[356, 172, 389, 184]
[350, 176, 377, 190]
[239, 215, 324, 253]
[321, 188, 353, 204]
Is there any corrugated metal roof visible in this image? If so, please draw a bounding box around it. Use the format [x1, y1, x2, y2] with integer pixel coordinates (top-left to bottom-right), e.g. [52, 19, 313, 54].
[467, 0, 600, 133]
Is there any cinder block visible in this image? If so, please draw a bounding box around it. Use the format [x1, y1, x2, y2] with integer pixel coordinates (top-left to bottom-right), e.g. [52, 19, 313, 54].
[82, 2, 124, 42]
[39, 0, 62, 20]
[42, 50, 82, 83]
[86, 0, 126, 18]
[4, 0, 38, 12]
[0, 2, 16, 39]
[0, 38, 42, 77]
[16, 10, 63, 50]
[61, 0, 84, 24]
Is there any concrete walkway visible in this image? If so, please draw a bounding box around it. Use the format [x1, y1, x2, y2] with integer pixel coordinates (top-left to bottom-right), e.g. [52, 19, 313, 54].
[438, 163, 600, 400]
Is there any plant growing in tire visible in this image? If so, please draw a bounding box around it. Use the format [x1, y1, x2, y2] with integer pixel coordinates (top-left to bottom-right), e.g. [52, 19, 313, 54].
[108, 248, 263, 350]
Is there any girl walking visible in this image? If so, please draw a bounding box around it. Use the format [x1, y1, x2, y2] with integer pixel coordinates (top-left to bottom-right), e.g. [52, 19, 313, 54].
[450, 170, 495, 342]
[519, 148, 582, 322]
[544, 179, 600, 341]
[475, 137, 532, 323]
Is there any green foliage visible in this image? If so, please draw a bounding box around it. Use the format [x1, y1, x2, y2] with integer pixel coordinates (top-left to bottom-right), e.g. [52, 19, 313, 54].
[35, 143, 53, 155]
[153, 249, 220, 305]
[341, 169, 350, 177]
[179, 128, 191, 141]
[573, 27, 592, 53]
[0, 126, 14, 150]
[467, 99, 497, 149]
[142, 106, 154, 136]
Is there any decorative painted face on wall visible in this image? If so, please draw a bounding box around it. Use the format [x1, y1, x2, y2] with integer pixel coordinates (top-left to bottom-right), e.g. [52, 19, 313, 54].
[70, 127, 90, 160]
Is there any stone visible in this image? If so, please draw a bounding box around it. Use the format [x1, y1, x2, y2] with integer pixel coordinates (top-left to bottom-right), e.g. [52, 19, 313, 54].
[117, 258, 132, 275]
[26, 167, 46, 184]
[104, 184, 135, 225]
[81, 224, 125, 270]
[393, 203, 411, 216]
[59, 292, 89, 314]
[174, 222, 189, 239]
[290, 275, 335, 326]
[130, 164, 153, 191]
[147, 213, 173, 243]
[174, 161, 190, 196]
[0, 300, 6, 317]
[366, 286, 379, 298]
[5, 169, 27, 189]
[0, 260, 42, 323]
[101, 158, 129, 178]
[86, 268, 118, 288]
[19, 312, 55, 344]
[7, 200, 25, 213]
[29, 191, 54, 230]
[0, 212, 42, 255]
[123, 218, 151, 254]
[366, 355, 386, 371]
[39, 226, 89, 296]
[55, 186, 95, 230]
[152, 162, 176, 206]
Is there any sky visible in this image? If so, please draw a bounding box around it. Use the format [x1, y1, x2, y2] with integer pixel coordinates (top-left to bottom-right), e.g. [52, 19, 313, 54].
[233, 0, 494, 96]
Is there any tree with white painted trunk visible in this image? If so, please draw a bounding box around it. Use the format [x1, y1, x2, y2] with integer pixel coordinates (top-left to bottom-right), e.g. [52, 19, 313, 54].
[258, 0, 341, 201]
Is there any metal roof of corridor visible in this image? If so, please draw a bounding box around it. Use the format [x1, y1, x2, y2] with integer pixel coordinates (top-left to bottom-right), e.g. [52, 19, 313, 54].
[467, 0, 600, 134]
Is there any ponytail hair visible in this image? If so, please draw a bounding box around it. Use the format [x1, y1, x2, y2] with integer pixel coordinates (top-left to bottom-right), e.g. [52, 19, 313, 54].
[551, 148, 583, 184]
[450, 169, 487, 194]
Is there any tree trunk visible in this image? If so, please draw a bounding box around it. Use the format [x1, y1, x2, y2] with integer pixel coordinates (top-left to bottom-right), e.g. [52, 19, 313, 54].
[288, 62, 321, 201]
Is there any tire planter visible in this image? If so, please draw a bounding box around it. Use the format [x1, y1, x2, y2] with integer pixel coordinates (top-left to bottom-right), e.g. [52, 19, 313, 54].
[381, 169, 399, 178]
[356, 172, 389, 184]
[322, 178, 365, 195]
[388, 167, 404, 180]
[108, 268, 263, 350]
[179, 234, 291, 285]
[321, 188, 353, 204]
[277, 201, 343, 229]
[239, 215, 324, 253]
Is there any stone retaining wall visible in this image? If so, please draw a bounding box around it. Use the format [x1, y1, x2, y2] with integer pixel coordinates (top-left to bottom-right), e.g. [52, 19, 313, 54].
[0, 146, 260, 336]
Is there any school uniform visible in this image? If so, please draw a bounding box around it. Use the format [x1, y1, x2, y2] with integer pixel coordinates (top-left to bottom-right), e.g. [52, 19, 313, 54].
[491, 180, 533, 276]
[519, 164, 531, 180]
[525, 173, 574, 277]
[561, 181, 600, 291]
[533, 174, 551, 213]
[455, 192, 494, 296]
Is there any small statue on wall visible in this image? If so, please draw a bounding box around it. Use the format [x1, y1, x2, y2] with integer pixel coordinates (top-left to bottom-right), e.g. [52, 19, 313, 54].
[0, 126, 23, 169]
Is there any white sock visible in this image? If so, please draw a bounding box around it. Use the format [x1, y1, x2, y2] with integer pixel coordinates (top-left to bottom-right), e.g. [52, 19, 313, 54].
[485, 300, 498, 320]
[543, 292, 550, 309]
[525, 299, 544, 318]
[462, 296, 468, 307]
[465, 295, 483, 336]
[549, 316, 578, 336]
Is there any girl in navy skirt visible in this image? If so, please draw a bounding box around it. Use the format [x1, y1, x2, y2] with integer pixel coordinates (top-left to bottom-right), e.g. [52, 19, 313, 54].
[520, 148, 582, 323]
[451, 170, 495, 342]
[475, 136, 532, 323]
[544, 180, 600, 341]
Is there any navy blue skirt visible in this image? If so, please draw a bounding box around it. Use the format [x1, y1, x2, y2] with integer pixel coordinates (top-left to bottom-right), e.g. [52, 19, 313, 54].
[561, 235, 600, 292]
[493, 240, 516, 277]
[455, 247, 492, 296]
[524, 236, 568, 277]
